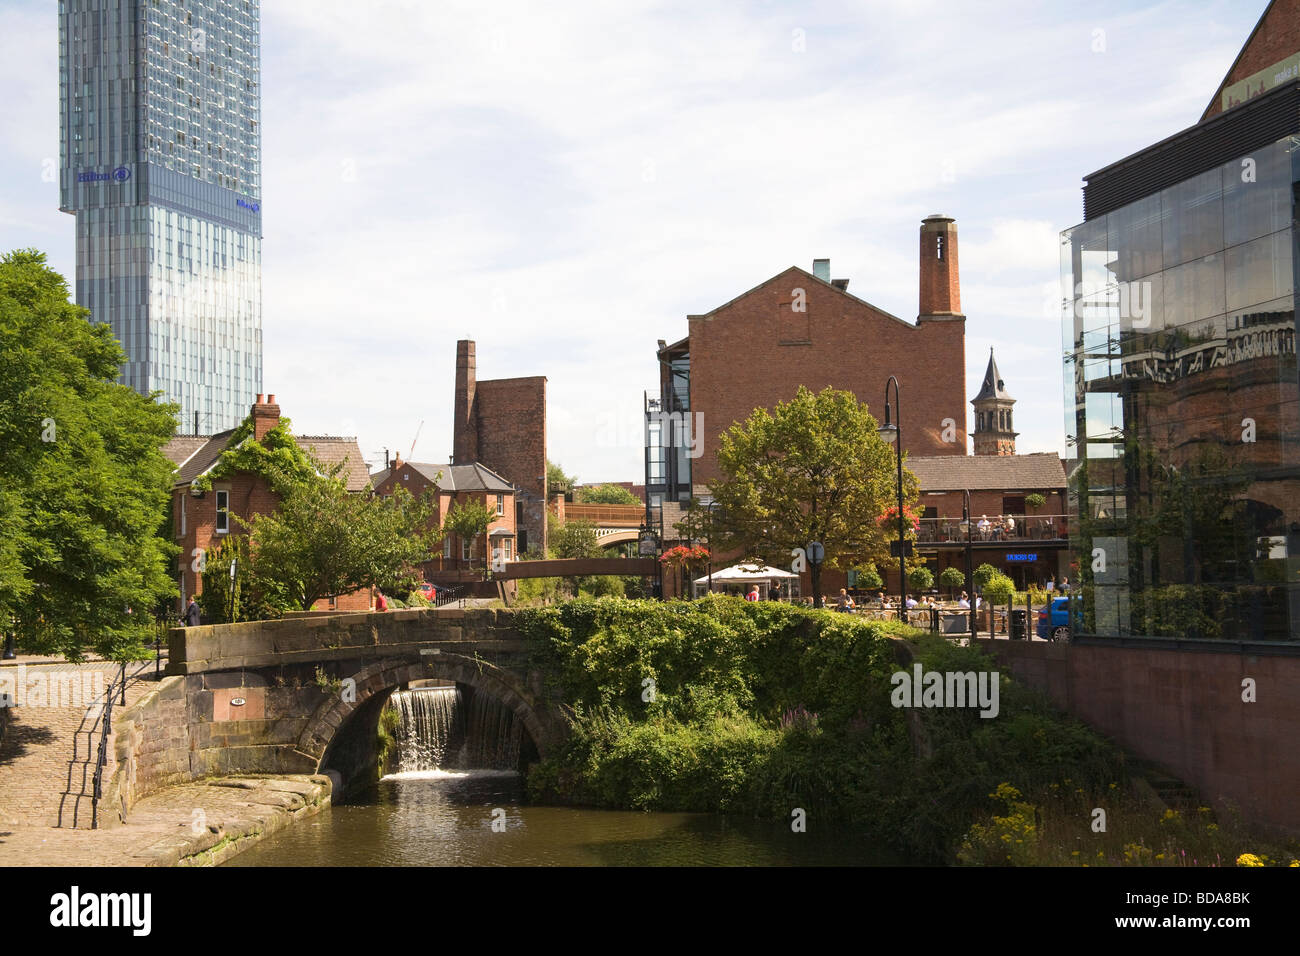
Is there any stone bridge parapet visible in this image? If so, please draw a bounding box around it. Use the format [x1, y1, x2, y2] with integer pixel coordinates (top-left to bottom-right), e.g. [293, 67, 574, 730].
[161, 607, 567, 797]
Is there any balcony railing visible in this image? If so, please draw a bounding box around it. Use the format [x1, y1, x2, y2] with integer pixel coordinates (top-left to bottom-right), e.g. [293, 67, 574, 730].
[915, 514, 1068, 544]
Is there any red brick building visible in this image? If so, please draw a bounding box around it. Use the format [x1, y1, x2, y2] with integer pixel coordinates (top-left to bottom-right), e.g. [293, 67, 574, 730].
[452, 340, 548, 555]
[645, 218, 1076, 601]
[648, 214, 968, 514]
[907, 453, 1069, 593]
[163, 395, 371, 614]
[1200, 0, 1300, 120]
[371, 457, 517, 578]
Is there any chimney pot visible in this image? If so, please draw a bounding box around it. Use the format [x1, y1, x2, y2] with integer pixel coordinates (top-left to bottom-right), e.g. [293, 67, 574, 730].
[256, 393, 265, 404]
[267, 393, 276, 404]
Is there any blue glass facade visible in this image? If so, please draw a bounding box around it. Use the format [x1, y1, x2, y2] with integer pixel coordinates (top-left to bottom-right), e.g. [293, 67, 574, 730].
[59, 0, 262, 433]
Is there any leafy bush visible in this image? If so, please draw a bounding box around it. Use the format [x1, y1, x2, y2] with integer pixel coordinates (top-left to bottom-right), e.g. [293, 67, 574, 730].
[939, 567, 965, 593]
[982, 572, 1016, 606]
[516, 576, 562, 604]
[853, 563, 884, 591]
[908, 566, 935, 592]
[520, 597, 1125, 862]
[972, 563, 998, 592]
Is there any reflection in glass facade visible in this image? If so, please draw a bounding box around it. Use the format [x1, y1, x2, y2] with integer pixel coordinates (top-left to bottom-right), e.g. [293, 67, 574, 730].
[58, 0, 262, 433]
[1061, 137, 1300, 643]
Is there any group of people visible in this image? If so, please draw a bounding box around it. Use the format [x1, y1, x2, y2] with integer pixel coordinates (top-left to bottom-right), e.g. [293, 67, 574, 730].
[974, 514, 1018, 540]
[831, 588, 988, 614]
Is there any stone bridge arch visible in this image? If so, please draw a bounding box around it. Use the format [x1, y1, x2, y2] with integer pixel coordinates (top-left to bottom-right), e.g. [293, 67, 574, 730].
[296, 652, 561, 788]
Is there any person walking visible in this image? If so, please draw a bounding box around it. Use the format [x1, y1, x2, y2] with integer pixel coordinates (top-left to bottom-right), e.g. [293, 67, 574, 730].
[181, 595, 201, 627]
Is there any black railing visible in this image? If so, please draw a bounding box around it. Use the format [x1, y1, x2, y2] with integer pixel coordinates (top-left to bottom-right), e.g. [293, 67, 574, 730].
[90, 661, 128, 830]
[917, 514, 1068, 544]
[434, 586, 465, 609]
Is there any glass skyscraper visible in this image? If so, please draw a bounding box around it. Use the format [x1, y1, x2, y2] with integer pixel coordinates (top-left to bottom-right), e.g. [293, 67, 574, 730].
[58, 0, 262, 434]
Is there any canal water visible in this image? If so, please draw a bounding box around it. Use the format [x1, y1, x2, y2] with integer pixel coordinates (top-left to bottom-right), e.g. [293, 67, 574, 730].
[224, 686, 903, 866]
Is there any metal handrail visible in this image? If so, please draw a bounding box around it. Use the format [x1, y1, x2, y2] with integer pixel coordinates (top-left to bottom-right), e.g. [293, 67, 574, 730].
[90, 661, 127, 830]
[434, 586, 465, 609]
[917, 513, 1069, 543]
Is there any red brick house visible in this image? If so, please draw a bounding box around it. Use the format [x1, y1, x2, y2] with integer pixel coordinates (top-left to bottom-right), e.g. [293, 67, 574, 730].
[163, 394, 371, 614]
[370, 456, 517, 579]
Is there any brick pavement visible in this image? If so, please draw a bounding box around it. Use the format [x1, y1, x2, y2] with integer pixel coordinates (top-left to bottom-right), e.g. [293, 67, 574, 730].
[0, 659, 159, 829]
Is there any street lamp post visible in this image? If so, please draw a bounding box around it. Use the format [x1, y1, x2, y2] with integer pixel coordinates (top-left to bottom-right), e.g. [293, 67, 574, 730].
[877, 376, 907, 616]
[961, 489, 975, 638]
[706, 501, 718, 594]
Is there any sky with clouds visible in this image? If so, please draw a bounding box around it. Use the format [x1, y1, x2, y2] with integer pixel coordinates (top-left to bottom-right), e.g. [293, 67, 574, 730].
[0, 0, 1269, 481]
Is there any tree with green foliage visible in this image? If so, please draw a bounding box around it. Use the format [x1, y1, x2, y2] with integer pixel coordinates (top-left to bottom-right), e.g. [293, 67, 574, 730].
[710, 385, 918, 608]
[551, 518, 601, 559]
[550, 518, 600, 596]
[243, 469, 438, 611]
[972, 563, 998, 593]
[0, 249, 179, 660]
[547, 459, 575, 498]
[908, 566, 935, 593]
[982, 572, 1016, 608]
[442, 498, 496, 567]
[853, 563, 884, 592]
[575, 483, 639, 505]
[939, 566, 966, 597]
[199, 536, 249, 624]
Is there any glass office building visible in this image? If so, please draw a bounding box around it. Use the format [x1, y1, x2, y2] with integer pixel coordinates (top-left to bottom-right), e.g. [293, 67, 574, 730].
[1061, 81, 1300, 644]
[59, 0, 262, 433]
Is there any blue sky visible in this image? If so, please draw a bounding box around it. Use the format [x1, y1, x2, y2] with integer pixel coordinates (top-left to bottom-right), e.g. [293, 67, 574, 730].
[0, 0, 1269, 481]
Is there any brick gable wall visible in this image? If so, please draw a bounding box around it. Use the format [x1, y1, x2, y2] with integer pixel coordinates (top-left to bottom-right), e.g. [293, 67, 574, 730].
[687, 267, 967, 487]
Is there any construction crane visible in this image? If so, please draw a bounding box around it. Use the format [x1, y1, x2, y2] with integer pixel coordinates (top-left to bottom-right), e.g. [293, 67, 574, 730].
[408, 420, 424, 461]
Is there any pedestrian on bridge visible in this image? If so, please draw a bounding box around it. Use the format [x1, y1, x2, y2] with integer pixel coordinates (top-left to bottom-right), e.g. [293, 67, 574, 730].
[182, 595, 201, 627]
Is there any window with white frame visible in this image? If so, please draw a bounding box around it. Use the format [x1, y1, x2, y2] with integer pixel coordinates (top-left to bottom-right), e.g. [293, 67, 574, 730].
[462, 537, 471, 561]
[496, 493, 504, 515]
[444, 535, 453, 558]
[215, 489, 229, 533]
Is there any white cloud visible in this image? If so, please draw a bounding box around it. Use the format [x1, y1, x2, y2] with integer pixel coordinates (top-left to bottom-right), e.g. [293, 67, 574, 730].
[0, 0, 1272, 478]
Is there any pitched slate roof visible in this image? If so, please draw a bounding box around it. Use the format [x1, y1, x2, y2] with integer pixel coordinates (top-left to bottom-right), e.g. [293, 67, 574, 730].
[379, 461, 515, 494]
[163, 431, 369, 492]
[297, 437, 370, 492]
[162, 435, 208, 468]
[906, 452, 1066, 491]
[165, 430, 237, 485]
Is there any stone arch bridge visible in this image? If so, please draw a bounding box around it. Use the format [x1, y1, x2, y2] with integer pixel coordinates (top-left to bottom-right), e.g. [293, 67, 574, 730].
[163, 607, 567, 797]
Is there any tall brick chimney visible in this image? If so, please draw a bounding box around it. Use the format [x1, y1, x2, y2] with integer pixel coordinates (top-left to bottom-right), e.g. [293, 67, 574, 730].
[918, 214, 962, 318]
[453, 340, 478, 464]
[251, 393, 281, 441]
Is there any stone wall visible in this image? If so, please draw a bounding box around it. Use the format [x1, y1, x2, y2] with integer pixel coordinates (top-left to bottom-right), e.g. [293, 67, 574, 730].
[975, 637, 1300, 833]
[100, 676, 193, 828]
